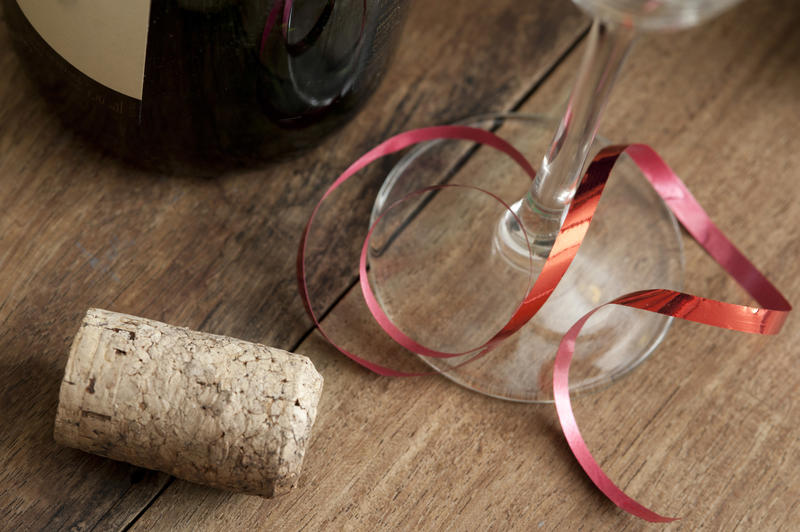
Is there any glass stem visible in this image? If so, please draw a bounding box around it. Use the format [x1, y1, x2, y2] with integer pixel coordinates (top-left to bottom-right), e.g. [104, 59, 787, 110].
[497, 18, 637, 262]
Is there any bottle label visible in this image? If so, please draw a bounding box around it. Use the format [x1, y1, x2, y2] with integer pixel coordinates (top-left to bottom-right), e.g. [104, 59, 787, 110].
[15, 0, 152, 100]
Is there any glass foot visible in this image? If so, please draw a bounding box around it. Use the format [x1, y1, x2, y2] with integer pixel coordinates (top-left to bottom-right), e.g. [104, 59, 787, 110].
[367, 114, 684, 402]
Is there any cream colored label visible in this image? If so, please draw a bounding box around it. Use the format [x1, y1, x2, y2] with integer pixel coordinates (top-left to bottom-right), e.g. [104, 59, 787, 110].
[16, 0, 152, 100]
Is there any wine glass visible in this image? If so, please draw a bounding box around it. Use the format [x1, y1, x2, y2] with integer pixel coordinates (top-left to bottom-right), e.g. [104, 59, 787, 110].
[366, 0, 743, 402]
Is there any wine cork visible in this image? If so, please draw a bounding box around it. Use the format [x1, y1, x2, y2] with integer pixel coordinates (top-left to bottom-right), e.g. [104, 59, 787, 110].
[53, 308, 324, 497]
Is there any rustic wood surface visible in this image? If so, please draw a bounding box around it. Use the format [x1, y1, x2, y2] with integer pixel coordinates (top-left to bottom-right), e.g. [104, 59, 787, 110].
[1, 0, 798, 530]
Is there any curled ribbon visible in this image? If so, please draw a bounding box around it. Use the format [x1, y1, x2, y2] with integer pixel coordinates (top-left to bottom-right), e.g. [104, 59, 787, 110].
[297, 127, 792, 521]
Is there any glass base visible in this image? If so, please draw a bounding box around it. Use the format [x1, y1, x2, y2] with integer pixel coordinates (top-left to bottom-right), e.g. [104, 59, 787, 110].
[367, 114, 684, 402]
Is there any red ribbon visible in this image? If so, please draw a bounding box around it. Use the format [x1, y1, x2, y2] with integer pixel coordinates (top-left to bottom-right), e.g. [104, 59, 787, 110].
[297, 126, 792, 522]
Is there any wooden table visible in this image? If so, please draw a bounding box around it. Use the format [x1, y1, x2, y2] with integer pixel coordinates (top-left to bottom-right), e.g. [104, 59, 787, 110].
[2, 1, 799, 530]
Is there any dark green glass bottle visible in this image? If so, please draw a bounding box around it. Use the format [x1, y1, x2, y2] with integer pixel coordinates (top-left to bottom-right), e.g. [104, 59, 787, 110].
[4, 0, 407, 173]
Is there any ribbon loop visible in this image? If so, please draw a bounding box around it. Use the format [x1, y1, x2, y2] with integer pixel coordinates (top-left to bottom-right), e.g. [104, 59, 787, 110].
[297, 128, 791, 522]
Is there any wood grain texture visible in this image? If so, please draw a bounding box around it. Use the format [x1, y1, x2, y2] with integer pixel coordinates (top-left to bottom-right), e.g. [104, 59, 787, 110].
[0, 0, 588, 530]
[130, 0, 800, 529]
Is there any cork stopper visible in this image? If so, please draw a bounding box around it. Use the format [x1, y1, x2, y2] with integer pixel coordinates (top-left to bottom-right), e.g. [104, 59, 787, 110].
[53, 308, 323, 497]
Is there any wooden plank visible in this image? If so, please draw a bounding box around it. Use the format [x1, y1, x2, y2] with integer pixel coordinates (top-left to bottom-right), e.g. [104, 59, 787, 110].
[129, 0, 800, 529]
[0, 1, 588, 530]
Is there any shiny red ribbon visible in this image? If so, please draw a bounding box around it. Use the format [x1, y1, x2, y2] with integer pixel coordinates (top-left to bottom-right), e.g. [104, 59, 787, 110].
[297, 126, 792, 522]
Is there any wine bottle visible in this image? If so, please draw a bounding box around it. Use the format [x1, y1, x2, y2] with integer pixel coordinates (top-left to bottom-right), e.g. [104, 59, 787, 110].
[3, 0, 407, 174]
